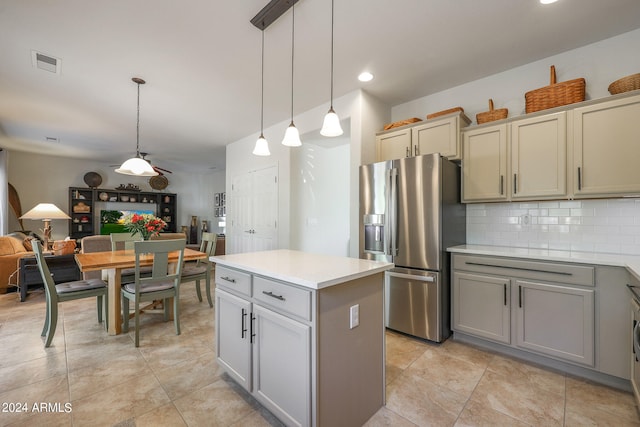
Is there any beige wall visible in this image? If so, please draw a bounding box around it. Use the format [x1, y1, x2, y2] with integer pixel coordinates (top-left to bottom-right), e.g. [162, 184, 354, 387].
[6, 150, 225, 240]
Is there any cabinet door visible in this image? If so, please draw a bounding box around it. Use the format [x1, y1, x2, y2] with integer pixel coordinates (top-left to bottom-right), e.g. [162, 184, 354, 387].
[413, 115, 461, 160]
[574, 95, 640, 197]
[462, 124, 508, 202]
[452, 272, 511, 344]
[515, 280, 594, 366]
[252, 304, 310, 427]
[215, 288, 252, 391]
[376, 128, 411, 161]
[511, 112, 567, 200]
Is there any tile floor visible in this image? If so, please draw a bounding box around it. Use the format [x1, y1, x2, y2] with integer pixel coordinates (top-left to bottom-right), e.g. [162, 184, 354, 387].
[0, 284, 638, 427]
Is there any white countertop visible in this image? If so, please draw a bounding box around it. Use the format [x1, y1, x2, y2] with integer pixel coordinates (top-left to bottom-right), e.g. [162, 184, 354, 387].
[211, 249, 394, 290]
[448, 244, 640, 280]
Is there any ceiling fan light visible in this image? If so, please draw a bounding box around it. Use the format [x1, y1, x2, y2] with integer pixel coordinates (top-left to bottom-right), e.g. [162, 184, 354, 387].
[253, 134, 271, 156]
[282, 122, 302, 147]
[115, 156, 158, 176]
[320, 108, 343, 137]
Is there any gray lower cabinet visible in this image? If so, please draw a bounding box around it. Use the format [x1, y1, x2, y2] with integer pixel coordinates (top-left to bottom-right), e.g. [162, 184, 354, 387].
[452, 272, 511, 344]
[216, 282, 311, 427]
[514, 279, 594, 366]
[215, 263, 385, 427]
[452, 253, 632, 387]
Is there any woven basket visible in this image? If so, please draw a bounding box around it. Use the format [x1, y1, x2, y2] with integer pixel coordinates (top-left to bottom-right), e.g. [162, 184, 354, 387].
[53, 240, 76, 256]
[608, 73, 640, 95]
[476, 99, 508, 124]
[426, 106, 464, 120]
[525, 65, 585, 113]
[383, 117, 422, 131]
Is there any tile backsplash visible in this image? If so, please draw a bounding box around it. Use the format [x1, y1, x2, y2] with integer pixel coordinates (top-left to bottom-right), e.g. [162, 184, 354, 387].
[466, 199, 640, 255]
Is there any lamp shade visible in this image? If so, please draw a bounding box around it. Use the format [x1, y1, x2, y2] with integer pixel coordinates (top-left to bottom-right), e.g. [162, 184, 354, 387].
[253, 134, 271, 156]
[320, 108, 343, 137]
[282, 123, 302, 147]
[20, 203, 70, 220]
[115, 157, 158, 176]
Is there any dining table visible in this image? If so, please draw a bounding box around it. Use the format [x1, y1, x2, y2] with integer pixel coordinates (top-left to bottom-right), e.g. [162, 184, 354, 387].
[75, 247, 207, 335]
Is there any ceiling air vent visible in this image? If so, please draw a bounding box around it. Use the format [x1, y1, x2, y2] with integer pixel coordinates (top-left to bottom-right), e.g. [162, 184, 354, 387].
[31, 50, 61, 74]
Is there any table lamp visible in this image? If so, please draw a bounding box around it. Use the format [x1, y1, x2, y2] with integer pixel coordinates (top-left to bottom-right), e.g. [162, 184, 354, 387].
[20, 203, 71, 250]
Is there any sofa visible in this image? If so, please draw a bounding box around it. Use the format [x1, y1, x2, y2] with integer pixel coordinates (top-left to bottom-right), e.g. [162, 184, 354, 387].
[0, 232, 33, 293]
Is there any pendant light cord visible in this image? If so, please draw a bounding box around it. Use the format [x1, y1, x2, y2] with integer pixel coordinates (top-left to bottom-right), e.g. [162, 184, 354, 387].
[329, 0, 334, 108]
[260, 28, 265, 136]
[290, 3, 295, 123]
[136, 81, 141, 156]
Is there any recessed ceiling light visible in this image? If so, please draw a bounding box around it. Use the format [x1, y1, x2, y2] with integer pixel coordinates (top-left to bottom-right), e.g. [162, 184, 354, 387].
[540, 0, 558, 4]
[358, 72, 373, 82]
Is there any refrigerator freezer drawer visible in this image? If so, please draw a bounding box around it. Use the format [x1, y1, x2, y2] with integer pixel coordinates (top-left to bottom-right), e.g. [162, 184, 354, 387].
[385, 269, 441, 341]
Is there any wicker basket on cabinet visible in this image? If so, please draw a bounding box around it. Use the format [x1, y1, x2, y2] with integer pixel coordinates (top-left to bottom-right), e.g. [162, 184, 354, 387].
[525, 65, 585, 113]
[476, 99, 508, 124]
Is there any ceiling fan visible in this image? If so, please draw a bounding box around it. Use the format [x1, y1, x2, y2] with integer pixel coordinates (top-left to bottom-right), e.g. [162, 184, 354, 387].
[110, 152, 172, 176]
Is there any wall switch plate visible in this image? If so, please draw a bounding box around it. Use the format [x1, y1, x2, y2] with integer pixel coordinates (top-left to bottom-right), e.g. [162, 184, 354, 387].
[350, 304, 359, 329]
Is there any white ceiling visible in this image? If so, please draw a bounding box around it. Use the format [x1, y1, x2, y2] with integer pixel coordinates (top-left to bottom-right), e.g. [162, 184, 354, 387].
[1, 0, 640, 173]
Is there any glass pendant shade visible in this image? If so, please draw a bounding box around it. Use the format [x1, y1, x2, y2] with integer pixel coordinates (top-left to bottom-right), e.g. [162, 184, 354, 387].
[282, 122, 302, 147]
[320, 108, 343, 137]
[253, 134, 271, 156]
[115, 156, 158, 176]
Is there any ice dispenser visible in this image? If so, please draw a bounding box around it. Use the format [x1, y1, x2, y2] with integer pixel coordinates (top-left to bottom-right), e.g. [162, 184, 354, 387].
[363, 214, 385, 254]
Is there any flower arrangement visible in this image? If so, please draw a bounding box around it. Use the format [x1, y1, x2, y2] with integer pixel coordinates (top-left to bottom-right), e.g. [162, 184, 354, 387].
[123, 213, 167, 240]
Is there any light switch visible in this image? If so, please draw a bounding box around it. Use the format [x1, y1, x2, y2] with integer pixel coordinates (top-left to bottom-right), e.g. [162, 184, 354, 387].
[350, 304, 359, 329]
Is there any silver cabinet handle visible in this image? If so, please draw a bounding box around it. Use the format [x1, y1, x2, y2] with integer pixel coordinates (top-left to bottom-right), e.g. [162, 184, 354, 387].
[250, 313, 256, 344]
[406, 146, 410, 157]
[387, 271, 435, 282]
[513, 174, 517, 194]
[262, 290, 286, 301]
[518, 285, 523, 308]
[634, 321, 640, 361]
[500, 175, 504, 195]
[221, 276, 236, 283]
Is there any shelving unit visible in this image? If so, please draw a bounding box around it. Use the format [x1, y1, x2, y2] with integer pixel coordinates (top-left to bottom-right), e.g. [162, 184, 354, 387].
[68, 187, 177, 240]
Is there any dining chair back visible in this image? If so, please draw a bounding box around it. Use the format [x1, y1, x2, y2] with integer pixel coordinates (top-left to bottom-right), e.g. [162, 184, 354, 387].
[110, 232, 142, 251]
[32, 241, 108, 347]
[121, 239, 186, 347]
[79, 235, 111, 280]
[110, 232, 150, 282]
[180, 232, 217, 307]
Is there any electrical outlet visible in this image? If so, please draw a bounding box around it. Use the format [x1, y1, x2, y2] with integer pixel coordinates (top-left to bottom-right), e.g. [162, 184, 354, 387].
[521, 214, 531, 225]
[350, 304, 359, 329]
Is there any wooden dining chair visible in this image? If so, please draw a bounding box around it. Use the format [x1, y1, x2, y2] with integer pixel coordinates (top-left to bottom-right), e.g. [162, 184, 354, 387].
[121, 239, 185, 347]
[180, 232, 217, 307]
[32, 241, 108, 347]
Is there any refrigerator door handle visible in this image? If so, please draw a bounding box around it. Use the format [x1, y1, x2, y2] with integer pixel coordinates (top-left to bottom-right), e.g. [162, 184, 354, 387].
[387, 271, 435, 282]
[389, 167, 399, 256]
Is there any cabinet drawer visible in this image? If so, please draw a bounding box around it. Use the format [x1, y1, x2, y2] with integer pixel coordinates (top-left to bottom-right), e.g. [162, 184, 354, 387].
[453, 254, 594, 286]
[215, 266, 252, 297]
[253, 276, 312, 321]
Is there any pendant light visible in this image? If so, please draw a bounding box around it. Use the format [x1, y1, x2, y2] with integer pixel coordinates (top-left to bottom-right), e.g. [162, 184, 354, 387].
[115, 77, 158, 176]
[253, 29, 271, 156]
[281, 2, 302, 147]
[320, 0, 343, 137]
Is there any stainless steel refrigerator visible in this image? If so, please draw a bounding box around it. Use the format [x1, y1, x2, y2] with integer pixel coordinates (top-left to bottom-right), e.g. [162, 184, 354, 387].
[359, 153, 466, 342]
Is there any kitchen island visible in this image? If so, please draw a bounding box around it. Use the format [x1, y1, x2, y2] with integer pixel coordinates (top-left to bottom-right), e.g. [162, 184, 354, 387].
[210, 249, 393, 427]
